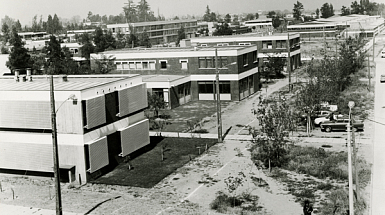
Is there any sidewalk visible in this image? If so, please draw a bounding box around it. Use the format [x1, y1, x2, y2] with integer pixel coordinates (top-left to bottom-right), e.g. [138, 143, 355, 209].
[0, 204, 81, 215]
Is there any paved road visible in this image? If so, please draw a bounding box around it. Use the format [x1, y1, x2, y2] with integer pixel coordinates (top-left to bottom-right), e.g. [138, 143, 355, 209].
[201, 78, 290, 135]
[371, 32, 385, 215]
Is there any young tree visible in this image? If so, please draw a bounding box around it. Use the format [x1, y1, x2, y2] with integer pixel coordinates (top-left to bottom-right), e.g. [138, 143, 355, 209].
[272, 16, 281, 29]
[250, 96, 296, 171]
[147, 92, 166, 117]
[341, 6, 351, 15]
[293, 1, 304, 20]
[255, 13, 259, 19]
[92, 54, 116, 74]
[139, 30, 151, 48]
[266, 11, 276, 18]
[104, 30, 116, 50]
[176, 26, 185, 46]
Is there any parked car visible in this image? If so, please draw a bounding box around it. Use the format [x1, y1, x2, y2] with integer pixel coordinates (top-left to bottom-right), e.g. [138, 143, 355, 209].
[320, 119, 364, 132]
[380, 74, 385, 83]
[301, 110, 331, 123]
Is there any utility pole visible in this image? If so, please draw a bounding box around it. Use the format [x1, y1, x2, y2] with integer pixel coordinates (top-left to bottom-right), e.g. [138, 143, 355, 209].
[50, 75, 62, 215]
[215, 48, 222, 143]
[287, 32, 291, 92]
[347, 101, 355, 215]
[353, 128, 359, 201]
[373, 34, 375, 62]
[368, 54, 370, 92]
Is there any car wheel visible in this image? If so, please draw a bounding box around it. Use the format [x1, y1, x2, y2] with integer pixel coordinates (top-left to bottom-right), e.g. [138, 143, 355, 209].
[325, 127, 332, 132]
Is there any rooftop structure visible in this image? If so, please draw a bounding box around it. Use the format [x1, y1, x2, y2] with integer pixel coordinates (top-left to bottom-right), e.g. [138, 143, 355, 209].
[0, 74, 150, 184]
[107, 19, 198, 45]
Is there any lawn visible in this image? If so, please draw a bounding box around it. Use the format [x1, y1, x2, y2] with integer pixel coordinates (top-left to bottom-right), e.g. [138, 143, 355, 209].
[147, 100, 231, 132]
[92, 137, 218, 188]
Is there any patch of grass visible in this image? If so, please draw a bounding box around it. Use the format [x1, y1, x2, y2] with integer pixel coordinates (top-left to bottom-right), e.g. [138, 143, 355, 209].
[210, 191, 261, 214]
[92, 137, 217, 188]
[316, 182, 334, 191]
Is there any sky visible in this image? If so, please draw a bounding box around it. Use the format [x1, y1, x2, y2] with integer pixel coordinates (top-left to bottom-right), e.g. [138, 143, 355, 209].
[1, 0, 384, 26]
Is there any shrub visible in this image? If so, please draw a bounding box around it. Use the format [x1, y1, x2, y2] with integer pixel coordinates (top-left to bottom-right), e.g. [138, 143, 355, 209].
[193, 129, 209, 133]
[1, 46, 9, 54]
[316, 182, 334, 191]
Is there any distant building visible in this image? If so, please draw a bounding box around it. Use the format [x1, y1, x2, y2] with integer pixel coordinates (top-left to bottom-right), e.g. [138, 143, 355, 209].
[60, 43, 86, 61]
[107, 19, 198, 45]
[0, 74, 150, 184]
[287, 14, 384, 38]
[18, 32, 48, 40]
[243, 19, 273, 30]
[190, 33, 302, 70]
[91, 46, 260, 105]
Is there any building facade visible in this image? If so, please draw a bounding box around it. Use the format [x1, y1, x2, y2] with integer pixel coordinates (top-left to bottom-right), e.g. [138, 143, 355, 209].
[91, 46, 260, 107]
[107, 19, 198, 45]
[0, 74, 150, 184]
[189, 33, 302, 71]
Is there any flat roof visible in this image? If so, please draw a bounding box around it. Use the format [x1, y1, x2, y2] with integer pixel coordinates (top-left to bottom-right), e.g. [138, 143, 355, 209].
[142, 75, 188, 82]
[101, 46, 250, 54]
[107, 19, 197, 28]
[0, 74, 140, 91]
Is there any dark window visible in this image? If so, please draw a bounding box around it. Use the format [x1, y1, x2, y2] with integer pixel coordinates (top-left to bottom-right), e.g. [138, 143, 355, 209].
[219, 81, 231, 93]
[198, 82, 214, 93]
[160, 61, 167, 69]
[243, 54, 248, 66]
[252, 51, 257, 62]
[206, 57, 213, 68]
[199, 57, 206, 68]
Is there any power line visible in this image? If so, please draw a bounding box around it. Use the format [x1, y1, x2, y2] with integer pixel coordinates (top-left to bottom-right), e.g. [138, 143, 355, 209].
[366, 118, 385, 126]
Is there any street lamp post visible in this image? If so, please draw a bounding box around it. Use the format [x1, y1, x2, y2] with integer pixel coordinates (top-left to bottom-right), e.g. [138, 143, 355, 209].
[215, 48, 237, 143]
[50, 75, 62, 215]
[347, 101, 355, 215]
[215, 48, 222, 143]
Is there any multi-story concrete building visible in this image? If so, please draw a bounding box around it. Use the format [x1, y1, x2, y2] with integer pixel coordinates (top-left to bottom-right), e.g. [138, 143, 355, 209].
[107, 19, 198, 45]
[0, 74, 150, 184]
[189, 33, 302, 70]
[91, 46, 260, 108]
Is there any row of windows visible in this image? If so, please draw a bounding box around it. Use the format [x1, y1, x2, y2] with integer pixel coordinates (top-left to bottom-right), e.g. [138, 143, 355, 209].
[115, 60, 188, 70]
[198, 81, 231, 94]
[198, 57, 228, 68]
[200, 42, 252, 47]
[288, 26, 335, 31]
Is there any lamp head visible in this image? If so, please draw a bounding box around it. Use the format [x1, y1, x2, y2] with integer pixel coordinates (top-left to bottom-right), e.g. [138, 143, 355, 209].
[348, 101, 355, 108]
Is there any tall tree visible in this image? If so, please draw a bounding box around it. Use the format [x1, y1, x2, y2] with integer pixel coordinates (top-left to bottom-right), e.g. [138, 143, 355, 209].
[123, 0, 137, 23]
[79, 33, 94, 60]
[351, 1, 361, 14]
[315, 8, 320, 18]
[44, 35, 64, 74]
[6, 27, 32, 72]
[203, 5, 216, 22]
[15, 20, 22, 32]
[93, 27, 107, 52]
[293, 1, 304, 20]
[53, 14, 62, 34]
[137, 0, 150, 22]
[176, 26, 185, 46]
[46, 15, 53, 34]
[1, 22, 10, 43]
[320, 3, 332, 18]
[224, 14, 231, 23]
[31, 15, 39, 32]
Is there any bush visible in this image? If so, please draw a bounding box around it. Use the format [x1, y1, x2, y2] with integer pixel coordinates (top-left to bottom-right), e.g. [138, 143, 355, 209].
[210, 191, 261, 214]
[316, 182, 334, 191]
[1, 46, 9, 54]
[193, 129, 209, 133]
